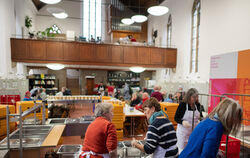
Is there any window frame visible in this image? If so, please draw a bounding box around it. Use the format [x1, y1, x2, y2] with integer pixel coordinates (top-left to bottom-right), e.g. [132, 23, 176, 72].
[167, 14, 172, 48]
[82, 0, 102, 40]
[190, 0, 201, 73]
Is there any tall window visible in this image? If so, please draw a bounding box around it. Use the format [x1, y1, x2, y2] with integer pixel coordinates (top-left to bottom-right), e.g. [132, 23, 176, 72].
[190, 0, 201, 73]
[167, 14, 172, 47]
[83, 0, 102, 40]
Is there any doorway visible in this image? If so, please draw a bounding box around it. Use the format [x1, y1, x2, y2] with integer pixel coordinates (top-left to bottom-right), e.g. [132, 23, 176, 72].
[86, 77, 95, 95]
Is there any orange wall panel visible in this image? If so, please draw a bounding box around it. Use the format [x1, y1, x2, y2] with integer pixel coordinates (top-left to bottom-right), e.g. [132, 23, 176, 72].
[237, 49, 250, 78]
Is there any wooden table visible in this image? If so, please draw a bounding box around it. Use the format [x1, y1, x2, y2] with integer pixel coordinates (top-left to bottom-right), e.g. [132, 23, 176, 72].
[124, 105, 145, 137]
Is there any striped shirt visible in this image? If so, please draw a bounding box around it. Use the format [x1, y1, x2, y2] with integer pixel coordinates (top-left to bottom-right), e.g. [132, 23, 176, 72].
[144, 118, 178, 158]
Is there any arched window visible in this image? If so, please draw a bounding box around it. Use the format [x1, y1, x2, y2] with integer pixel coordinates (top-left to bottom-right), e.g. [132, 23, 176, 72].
[167, 14, 172, 47]
[49, 24, 62, 34]
[190, 0, 201, 73]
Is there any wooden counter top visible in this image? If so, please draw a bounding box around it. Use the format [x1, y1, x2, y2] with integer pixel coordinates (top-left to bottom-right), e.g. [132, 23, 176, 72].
[41, 125, 65, 147]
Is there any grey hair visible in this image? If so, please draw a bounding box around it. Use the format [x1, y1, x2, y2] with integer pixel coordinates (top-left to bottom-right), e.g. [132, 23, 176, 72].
[94, 103, 113, 117]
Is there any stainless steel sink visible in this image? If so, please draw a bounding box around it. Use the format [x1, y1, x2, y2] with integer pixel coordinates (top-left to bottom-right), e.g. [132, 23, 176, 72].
[0, 125, 53, 149]
[66, 118, 80, 124]
[57, 144, 82, 158]
[9, 134, 47, 139]
[81, 116, 95, 121]
[1, 138, 41, 145]
[49, 118, 66, 124]
[117, 141, 148, 158]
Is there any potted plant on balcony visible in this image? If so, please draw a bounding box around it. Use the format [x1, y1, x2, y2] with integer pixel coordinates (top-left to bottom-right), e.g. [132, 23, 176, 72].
[36, 27, 59, 39]
[25, 16, 34, 38]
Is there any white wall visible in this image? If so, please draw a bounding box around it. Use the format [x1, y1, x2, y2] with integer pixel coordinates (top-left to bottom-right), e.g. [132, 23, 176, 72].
[15, 0, 37, 37]
[0, 0, 15, 78]
[148, 0, 250, 94]
[36, 0, 109, 40]
[36, 0, 81, 36]
[0, 0, 36, 79]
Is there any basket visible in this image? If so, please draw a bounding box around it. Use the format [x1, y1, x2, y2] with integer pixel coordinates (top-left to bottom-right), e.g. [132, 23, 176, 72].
[219, 135, 240, 158]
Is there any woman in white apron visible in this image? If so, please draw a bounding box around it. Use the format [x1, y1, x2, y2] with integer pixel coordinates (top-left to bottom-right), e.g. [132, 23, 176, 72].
[131, 98, 179, 158]
[174, 88, 203, 153]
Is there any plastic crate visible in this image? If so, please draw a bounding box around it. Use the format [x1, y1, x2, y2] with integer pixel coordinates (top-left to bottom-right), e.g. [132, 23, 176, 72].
[219, 135, 240, 158]
[0, 95, 20, 112]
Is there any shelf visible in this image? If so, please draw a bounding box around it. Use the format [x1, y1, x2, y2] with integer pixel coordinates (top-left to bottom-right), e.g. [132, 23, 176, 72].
[29, 79, 56, 80]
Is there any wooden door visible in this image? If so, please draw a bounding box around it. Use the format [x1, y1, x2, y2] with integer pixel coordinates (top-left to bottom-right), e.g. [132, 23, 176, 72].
[86, 78, 95, 95]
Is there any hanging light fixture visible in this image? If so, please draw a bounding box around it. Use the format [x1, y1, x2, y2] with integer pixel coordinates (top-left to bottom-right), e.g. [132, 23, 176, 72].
[47, 7, 68, 19]
[46, 64, 65, 70]
[131, 15, 147, 23]
[129, 67, 146, 73]
[40, 0, 61, 4]
[52, 12, 68, 19]
[121, 18, 134, 25]
[147, 6, 169, 16]
[131, 0, 147, 23]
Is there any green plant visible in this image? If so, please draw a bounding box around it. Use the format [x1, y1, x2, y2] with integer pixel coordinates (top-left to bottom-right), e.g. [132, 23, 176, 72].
[25, 16, 32, 29]
[36, 27, 59, 39]
[46, 27, 56, 37]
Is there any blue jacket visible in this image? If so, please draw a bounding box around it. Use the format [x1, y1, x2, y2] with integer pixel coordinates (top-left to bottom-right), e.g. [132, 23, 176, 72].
[23, 97, 32, 101]
[179, 118, 224, 158]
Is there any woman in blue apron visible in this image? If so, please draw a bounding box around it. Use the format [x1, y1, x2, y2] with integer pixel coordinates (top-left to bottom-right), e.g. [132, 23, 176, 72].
[174, 88, 203, 153]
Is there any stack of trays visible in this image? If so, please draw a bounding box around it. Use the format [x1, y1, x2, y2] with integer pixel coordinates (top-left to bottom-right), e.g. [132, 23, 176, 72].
[112, 103, 125, 141]
[0, 105, 16, 139]
[16, 101, 48, 121]
[160, 102, 179, 130]
[101, 96, 111, 102]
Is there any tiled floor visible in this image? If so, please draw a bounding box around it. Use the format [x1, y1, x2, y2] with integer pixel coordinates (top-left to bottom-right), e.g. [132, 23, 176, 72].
[60, 103, 147, 145]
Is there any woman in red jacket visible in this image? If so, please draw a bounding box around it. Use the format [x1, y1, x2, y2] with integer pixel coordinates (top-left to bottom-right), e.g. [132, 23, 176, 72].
[80, 103, 117, 158]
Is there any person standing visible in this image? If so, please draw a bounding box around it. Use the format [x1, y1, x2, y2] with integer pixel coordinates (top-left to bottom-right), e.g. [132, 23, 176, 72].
[174, 88, 203, 153]
[123, 83, 131, 101]
[97, 82, 105, 96]
[180, 98, 242, 157]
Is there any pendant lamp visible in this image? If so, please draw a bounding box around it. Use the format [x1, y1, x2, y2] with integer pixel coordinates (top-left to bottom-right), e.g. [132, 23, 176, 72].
[40, 0, 61, 4]
[131, 15, 147, 23]
[129, 67, 146, 73]
[131, 0, 147, 23]
[46, 64, 65, 70]
[147, 6, 169, 16]
[121, 18, 134, 25]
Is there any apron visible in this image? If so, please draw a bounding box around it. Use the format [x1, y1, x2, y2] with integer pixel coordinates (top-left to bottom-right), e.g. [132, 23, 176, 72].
[80, 151, 109, 158]
[176, 103, 200, 151]
[99, 87, 104, 96]
[145, 131, 177, 158]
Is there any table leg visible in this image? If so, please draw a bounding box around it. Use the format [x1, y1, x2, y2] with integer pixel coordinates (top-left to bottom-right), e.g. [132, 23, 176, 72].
[130, 117, 133, 137]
